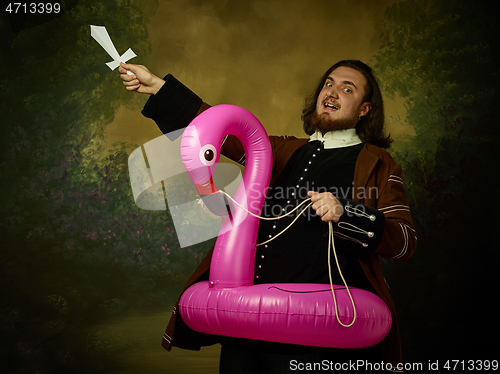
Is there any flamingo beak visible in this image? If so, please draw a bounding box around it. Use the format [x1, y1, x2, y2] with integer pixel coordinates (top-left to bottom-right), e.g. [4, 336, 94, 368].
[193, 177, 233, 216]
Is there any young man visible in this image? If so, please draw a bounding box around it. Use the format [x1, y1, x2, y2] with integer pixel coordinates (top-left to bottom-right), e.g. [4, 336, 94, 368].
[120, 60, 416, 373]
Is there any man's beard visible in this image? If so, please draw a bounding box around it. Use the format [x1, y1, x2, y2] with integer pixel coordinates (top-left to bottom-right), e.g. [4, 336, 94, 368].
[309, 112, 359, 135]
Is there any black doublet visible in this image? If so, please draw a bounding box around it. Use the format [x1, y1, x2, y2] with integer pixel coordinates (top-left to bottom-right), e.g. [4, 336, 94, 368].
[255, 141, 374, 292]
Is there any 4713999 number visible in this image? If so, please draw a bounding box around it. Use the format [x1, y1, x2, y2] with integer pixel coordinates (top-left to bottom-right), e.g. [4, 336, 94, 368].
[443, 360, 498, 371]
[5, 3, 61, 14]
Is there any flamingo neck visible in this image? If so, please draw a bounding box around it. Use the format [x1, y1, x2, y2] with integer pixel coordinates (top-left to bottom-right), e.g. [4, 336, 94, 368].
[209, 120, 272, 288]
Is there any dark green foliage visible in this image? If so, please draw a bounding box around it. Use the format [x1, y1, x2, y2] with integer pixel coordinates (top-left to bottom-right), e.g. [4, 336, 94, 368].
[374, 0, 499, 360]
[0, 1, 214, 372]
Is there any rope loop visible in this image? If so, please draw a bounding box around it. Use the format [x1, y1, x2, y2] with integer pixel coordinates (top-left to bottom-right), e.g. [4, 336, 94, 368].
[218, 190, 357, 327]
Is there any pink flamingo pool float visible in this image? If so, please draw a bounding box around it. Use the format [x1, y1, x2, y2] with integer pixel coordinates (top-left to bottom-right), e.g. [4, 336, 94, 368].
[178, 105, 391, 348]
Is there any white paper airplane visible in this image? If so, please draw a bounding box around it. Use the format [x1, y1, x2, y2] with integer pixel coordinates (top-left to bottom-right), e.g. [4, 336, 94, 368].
[90, 25, 136, 74]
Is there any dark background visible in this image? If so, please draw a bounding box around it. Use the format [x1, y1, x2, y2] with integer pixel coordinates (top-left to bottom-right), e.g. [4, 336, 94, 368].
[1, 0, 498, 372]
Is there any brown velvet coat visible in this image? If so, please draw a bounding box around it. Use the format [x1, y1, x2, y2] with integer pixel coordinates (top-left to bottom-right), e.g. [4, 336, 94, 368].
[161, 102, 417, 369]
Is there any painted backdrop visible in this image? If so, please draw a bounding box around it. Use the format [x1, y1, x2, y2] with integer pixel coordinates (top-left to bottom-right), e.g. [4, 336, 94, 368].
[1, 0, 498, 373]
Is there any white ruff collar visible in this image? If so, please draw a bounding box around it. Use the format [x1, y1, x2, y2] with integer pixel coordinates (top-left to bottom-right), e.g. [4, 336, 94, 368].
[309, 129, 362, 149]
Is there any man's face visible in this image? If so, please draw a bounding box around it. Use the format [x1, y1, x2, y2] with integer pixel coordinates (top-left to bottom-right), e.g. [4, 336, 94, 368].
[311, 66, 372, 134]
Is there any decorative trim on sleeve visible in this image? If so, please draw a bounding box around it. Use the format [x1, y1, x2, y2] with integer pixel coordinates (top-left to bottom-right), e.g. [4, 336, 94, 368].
[335, 199, 385, 260]
[388, 174, 404, 184]
[237, 154, 246, 166]
[333, 231, 368, 248]
[338, 221, 375, 239]
[163, 332, 172, 344]
[379, 205, 411, 215]
[391, 222, 416, 259]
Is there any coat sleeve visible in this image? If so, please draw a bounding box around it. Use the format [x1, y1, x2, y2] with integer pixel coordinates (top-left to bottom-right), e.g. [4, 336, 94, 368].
[374, 162, 417, 260]
[141, 74, 253, 165]
[141, 74, 204, 138]
[334, 152, 417, 261]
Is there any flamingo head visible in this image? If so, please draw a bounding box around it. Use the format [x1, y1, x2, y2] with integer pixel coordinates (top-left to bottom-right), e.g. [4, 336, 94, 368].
[180, 122, 232, 216]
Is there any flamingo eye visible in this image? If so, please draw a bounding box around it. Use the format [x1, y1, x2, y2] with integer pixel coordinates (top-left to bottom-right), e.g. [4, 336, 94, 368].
[199, 144, 217, 166]
[204, 149, 214, 161]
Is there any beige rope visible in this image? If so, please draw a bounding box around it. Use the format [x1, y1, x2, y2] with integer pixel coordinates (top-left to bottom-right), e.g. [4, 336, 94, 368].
[218, 190, 357, 327]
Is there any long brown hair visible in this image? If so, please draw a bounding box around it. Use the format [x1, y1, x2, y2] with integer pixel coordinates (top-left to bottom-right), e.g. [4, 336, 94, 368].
[301, 60, 392, 149]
